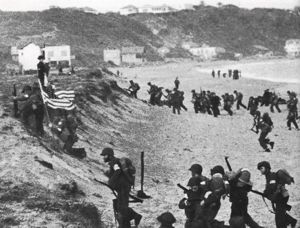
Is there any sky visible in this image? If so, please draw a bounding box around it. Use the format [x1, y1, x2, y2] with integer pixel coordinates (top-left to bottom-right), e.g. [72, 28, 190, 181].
[0, 0, 299, 12]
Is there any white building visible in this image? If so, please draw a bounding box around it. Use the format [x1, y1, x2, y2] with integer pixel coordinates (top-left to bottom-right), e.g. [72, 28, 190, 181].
[121, 46, 145, 64]
[43, 45, 72, 67]
[138, 4, 177, 14]
[189, 45, 225, 60]
[119, 5, 139, 15]
[16, 43, 41, 71]
[103, 49, 121, 65]
[285, 39, 300, 57]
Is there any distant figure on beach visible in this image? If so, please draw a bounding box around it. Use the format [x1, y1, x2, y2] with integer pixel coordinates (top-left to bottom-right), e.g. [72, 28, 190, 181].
[223, 73, 226, 78]
[270, 92, 281, 113]
[228, 69, 232, 78]
[217, 70, 221, 78]
[174, 77, 180, 89]
[211, 70, 215, 78]
[261, 89, 272, 106]
[233, 70, 239, 80]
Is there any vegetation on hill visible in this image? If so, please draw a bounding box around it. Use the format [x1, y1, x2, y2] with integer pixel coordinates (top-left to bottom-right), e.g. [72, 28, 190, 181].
[0, 5, 299, 67]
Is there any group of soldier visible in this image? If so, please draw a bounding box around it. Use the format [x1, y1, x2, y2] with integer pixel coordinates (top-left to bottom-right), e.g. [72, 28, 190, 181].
[211, 69, 241, 80]
[12, 55, 79, 153]
[174, 160, 297, 228]
[100, 144, 297, 228]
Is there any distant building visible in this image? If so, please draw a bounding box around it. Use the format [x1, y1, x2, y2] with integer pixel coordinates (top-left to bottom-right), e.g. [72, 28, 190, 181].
[103, 49, 121, 65]
[43, 45, 72, 68]
[285, 39, 300, 57]
[120, 5, 139, 15]
[16, 42, 41, 71]
[138, 4, 177, 14]
[189, 44, 225, 60]
[121, 46, 145, 64]
[157, 47, 170, 57]
[11, 43, 73, 72]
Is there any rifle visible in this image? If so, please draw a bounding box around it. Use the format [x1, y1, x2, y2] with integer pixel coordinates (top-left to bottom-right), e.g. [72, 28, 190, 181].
[250, 189, 292, 212]
[177, 184, 202, 202]
[94, 178, 143, 203]
[224, 156, 232, 171]
[12, 84, 19, 117]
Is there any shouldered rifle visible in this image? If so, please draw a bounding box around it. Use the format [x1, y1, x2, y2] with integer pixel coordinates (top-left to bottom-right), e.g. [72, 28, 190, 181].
[13, 84, 19, 117]
[94, 178, 143, 203]
[250, 189, 292, 211]
[225, 156, 232, 171]
[177, 183, 189, 193]
[177, 183, 202, 202]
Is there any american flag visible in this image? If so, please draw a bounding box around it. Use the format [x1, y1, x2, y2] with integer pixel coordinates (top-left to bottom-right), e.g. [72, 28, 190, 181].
[41, 89, 75, 110]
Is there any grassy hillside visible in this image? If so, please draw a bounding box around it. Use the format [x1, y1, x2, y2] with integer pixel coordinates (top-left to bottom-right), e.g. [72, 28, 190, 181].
[0, 5, 299, 67]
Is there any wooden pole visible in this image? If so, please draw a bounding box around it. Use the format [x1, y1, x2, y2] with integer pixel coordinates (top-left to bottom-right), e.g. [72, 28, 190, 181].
[140, 151, 144, 192]
[38, 79, 51, 124]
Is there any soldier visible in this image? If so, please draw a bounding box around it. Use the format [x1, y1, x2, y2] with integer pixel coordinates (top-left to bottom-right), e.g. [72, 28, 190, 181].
[157, 212, 176, 228]
[228, 69, 232, 78]
[174, 77, 180, 89]
[14, 83, 44, 136]
[191, 90, 200, 113]
[128, 80, 140, 99]
[287, 92, 299, 130]
[257, 112, 274, 152]
[257, 161, 297, 228]
[210, 93, 221, 117]
[179, 164, 208, 227]
[270, 92, 281, 113]
[248, 96, 259, 116]
[234, 90, 247, 110]
[217, 70, 221, 78]
[223, 93, 233, 116]
[179, 91, 188, 112]
[212, 70, 215, 78]
[250, 110, 261, 134]
[147, 82, 157, 105]
[226, 168, 263, 228]
[101, 148, 142, 228]
[171, 88, 181, 115]
[261, 89, 271, 106]
[37, 55, 46, 88]
[194, 171, 227, 228]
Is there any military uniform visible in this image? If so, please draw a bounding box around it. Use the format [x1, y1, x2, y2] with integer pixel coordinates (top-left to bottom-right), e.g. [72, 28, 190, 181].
[227, 169, 262, 228]
[234, 91, 247, 110]
[258, 162, 297, 228]
[37, 56, 46, 87]
[257, 113, 274, 152]
[287, 95, 299, 130]
[101, 148, 142, 228]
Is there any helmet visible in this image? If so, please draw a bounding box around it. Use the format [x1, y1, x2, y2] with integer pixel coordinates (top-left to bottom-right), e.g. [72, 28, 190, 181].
[257, 161, 271, 170]
[238, 169, 252, 186]
[187, 176, 201, 187]
[100, 147, 114, 156]
[189, 164, 203, 175]
[211, 165, 225, 176]
[210, 175, 225, 192]
[157, 212, 176, 225]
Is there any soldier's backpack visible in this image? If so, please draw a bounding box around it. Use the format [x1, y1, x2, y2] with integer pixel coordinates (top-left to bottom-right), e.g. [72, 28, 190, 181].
[276, 169, 294, 185]
[119, 157, 136, 186]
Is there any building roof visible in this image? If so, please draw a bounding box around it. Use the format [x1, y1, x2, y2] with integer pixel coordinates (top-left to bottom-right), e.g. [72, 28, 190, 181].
[121, 5, 138, 9]
[122, 46, 145, 54]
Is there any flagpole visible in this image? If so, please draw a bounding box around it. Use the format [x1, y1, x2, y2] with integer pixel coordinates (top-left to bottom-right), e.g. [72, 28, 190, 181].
[38, 79, 51, 125]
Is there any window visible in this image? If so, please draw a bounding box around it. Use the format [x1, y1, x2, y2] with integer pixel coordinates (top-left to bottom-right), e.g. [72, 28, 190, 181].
[48, 51, 54, 57]
[61, 50, 67, 57]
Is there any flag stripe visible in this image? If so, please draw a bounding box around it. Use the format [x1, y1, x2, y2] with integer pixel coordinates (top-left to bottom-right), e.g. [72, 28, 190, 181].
[42, 89, 75, 110]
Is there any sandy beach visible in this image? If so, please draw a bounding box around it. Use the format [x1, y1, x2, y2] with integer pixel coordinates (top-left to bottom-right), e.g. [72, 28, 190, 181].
[114, 58, 300, 227]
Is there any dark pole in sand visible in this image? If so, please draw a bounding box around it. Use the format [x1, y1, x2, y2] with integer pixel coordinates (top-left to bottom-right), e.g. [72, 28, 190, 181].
[137, 151, 151, 198]
[141, 151, 144, 192]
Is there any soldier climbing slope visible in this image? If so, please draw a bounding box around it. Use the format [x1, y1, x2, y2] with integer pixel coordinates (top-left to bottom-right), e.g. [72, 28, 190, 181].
[100, 148, 142, 228]
[257, 112, 274, 152]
